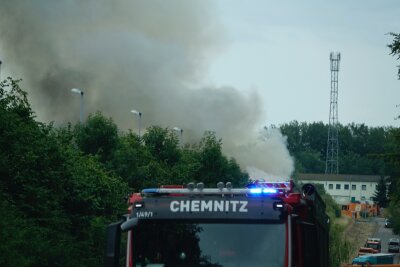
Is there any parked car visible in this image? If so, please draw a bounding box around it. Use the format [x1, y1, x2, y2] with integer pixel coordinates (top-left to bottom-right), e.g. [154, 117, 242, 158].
[388, 238, 400, 253]
[385, 218, 393, 228]
[352, 253, 395, 265]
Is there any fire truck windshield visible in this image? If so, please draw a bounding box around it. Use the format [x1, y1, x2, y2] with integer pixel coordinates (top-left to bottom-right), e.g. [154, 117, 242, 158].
[132, 221, 285, 267]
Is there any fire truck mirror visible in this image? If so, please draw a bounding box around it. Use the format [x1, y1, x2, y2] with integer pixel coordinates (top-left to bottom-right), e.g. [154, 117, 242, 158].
[104, 220, 123, 267]
[301, 183, 315, 196]
[121, 217, 139, 232]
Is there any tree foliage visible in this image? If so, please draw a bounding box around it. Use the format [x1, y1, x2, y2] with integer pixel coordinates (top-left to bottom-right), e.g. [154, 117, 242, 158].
[280, 121, 390, 176]
[372, 177, 389, 208]
[388, 32, 400, 79]
[386, 33, 400, 234]
[0, 77, 248, 266]
[74, 112, 119, 162]
[0, 78, 128, 266]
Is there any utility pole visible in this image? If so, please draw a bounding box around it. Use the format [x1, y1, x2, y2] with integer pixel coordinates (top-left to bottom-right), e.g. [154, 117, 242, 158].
[325, 52, 340, 174]
[131, 110, 142, 136]
[71, 88, 85, 123]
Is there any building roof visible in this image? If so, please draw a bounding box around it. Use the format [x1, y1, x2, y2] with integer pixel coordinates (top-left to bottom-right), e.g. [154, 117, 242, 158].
[296, 173, 388, 183]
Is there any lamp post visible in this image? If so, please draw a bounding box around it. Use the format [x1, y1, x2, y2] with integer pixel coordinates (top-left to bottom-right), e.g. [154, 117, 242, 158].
[173, 127, 183, 147]
[131, 109, 142, 136]
[71, 88, 84, 122]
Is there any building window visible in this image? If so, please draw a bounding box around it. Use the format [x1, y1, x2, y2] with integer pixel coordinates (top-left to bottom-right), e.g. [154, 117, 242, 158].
[361, 196, 366, 201]
[328, 184, 333, 190]
[344, 184, 349, 190]
[352, 184, 356, 190]
[336, 184, 341, 190]
[362, 185, 366, 191]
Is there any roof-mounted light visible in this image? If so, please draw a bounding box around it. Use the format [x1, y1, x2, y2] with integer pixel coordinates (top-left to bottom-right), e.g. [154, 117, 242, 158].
[217, 182, 224, 191]
[226, 182, 233, 190]
[263, 188, 278, 194]
[246, 180, 291, 195]
[250, 188, 262, 194]
[187, 182, 195, 191]
[142, 188, 159, 194]
[140, 180, 290, 196]
[249, 188, 277, 195]
[197, 182, 204, 191]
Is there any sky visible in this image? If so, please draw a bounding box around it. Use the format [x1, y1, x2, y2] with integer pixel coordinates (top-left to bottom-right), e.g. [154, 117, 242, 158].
[207, 0, 400, 127]
[0, 0, 399, 178]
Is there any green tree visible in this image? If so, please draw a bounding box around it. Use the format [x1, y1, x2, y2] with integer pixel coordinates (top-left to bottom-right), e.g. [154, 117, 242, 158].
[280, 121, 389, 175]
[58, 146, 129, 266]
[388, 32, 400, 79]
[295, 148, 325, 173]
[279, 121, 304, 154]
[302, 121, 327, 155]
[386, 33, 400, 234]
[385, 128, 400, 234]
[0, 78, 129, 266]
[109, 132, 151, 189]
[74, 112, 119, 162]
[372, 177, 388, 208]
[194, 131, 248, 187]
[142, 126, 181, 166]
[169, 148, 201, 184]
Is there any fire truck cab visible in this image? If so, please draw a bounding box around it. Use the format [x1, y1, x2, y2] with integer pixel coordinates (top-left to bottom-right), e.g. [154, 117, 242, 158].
[105, 180, 330, 267]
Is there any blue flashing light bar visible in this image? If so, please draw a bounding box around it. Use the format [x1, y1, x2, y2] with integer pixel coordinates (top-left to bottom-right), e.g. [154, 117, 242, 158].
[246, 180, 291, 195]
[249, 188, 262, 194]
[263, 188, 278, 194]
[141, 185, 285, 196]
[142, 188, 159, 193]
[249, 188, 278, 194]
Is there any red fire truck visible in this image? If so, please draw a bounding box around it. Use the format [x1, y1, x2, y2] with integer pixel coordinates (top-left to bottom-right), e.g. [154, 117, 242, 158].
[105, 180, 330, 267]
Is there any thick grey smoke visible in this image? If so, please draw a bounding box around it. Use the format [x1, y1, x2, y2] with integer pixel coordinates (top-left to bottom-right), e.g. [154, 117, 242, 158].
[0, 0, 293, 177]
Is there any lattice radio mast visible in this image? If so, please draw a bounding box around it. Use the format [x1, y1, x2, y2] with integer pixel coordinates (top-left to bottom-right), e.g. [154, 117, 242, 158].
[325, 52, 340, 174]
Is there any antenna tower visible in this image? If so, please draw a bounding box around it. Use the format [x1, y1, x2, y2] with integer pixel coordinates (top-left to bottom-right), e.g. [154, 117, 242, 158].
[325, 52, 340, 174]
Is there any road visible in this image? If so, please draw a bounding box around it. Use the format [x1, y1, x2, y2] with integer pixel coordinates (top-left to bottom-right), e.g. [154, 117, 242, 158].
[374, 217, 400, 263]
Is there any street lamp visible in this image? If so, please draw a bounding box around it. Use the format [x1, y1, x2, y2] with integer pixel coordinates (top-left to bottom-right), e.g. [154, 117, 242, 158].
[173, 127, 183, 147]
[131, 109, 142, 136]
[71, 88, 84, 122]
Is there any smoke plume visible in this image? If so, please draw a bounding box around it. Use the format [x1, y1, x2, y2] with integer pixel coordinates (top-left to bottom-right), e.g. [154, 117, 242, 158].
[0, 0, 293, 178]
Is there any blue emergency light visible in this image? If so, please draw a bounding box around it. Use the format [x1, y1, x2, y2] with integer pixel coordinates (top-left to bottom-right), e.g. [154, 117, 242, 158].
[246, 180, 290, 195]
[249, 188, 278, 194]
[142, 188, 159, 194]
[249, 188, 262, 194]
[263, 188, 278, 194]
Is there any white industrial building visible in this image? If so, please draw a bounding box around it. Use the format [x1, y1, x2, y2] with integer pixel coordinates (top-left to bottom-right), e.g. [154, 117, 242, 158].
[296, 173, 388, 205]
